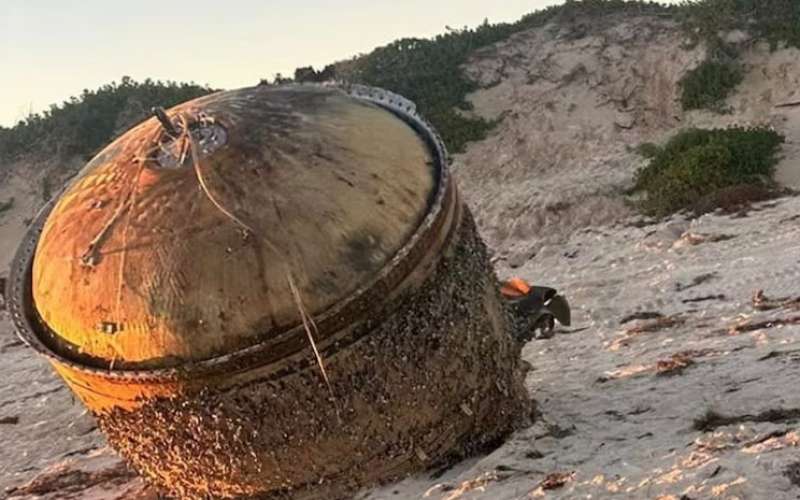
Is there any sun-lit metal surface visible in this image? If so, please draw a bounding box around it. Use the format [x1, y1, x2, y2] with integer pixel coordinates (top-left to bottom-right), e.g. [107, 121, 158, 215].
[29, 84, 438, 370]
[8, 84, 530, 499]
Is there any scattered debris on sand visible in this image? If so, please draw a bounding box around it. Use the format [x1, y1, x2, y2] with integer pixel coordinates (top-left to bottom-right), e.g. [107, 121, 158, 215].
[530, 471, 576, 496]
[655, 352, 697, 376]
[753, 289, 800, 311]
[4, 449, 152, 500]
[619, 311, 664, 325]
[0, 416, 19, 425]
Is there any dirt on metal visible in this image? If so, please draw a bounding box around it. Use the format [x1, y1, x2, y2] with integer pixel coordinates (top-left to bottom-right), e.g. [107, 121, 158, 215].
[97, 214, 531, 499]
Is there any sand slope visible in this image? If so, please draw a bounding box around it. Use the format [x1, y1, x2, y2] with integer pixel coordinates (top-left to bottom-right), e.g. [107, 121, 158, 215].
[0, 171, 41, 272]
[456, 15, 800, 268]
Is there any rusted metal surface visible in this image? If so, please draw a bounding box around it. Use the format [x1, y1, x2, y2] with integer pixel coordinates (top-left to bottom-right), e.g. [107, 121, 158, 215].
[97, 213, 531, 498]
[29, 85, 438, 369]
[8, 84, 530, 498]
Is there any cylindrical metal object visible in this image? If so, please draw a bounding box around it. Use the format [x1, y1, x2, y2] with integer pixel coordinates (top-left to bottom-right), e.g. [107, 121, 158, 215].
[7, 84, 530, 499]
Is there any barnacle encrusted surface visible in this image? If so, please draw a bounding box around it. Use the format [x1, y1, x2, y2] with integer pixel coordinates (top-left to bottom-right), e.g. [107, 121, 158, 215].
[97, 214, 531, 499]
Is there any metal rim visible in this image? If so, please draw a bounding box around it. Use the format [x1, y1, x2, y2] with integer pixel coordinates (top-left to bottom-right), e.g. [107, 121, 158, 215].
[6, 84, 455, 382]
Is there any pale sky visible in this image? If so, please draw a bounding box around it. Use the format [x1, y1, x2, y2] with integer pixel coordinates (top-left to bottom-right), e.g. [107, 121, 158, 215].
[0, 1, 676, 128]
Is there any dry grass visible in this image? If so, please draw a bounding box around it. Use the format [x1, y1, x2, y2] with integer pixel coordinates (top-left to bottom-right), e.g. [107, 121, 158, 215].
[287, 272, 333, 394]
[692, 184, 782, 216]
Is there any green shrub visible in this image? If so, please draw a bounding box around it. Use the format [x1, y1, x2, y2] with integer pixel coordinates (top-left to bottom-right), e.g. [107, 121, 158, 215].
[0, 77, 214, 165]
[679, 60, 743, 111]
[0, 198, 14, 216]
[6, 0, 800, 165]
[679, 0, 800, 51]
[633, 127, 784, 216]
[676, 0, 800, 112]
[636, 142, 662, 159]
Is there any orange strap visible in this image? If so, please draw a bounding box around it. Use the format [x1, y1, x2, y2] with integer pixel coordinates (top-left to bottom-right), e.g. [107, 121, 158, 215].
[500, 277, 531, 298]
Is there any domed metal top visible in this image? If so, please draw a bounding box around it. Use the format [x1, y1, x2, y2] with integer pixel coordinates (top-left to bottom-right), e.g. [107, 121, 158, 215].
[26, 85, 443, 369]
